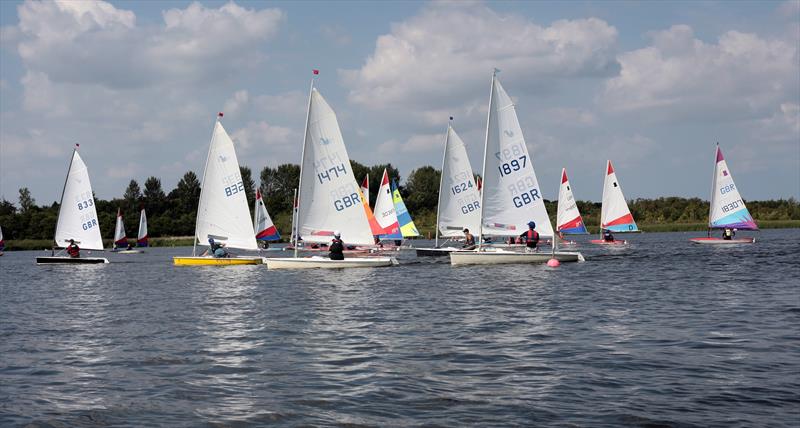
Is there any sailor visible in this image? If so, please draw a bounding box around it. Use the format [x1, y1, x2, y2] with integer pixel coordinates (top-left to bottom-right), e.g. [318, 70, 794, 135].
[603, 229, 615, 242]
[462, 228, 476, 250]
[520, 221, 540, 250]
[329, 231, 345, 260]
[722, 228, 734, 240]
[208, 238, 228, 258]
[66, 239, 80, 258]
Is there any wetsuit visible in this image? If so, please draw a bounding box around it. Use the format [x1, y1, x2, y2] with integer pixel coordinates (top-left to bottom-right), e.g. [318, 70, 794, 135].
[329, 238, 344, 260]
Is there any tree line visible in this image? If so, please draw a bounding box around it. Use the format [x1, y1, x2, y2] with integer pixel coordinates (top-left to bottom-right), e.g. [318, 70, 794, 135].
[1, 162, 798, 242]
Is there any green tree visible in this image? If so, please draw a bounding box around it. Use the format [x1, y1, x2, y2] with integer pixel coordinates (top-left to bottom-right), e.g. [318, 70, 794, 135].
[260, 164, 300, 214]
[143, 176, 167, 215]
[171, 171, 201, 215]
[240, 165, 256, 210]
[18, 187, 36, 213]
[123, 179, 142, 209]
[404, 166, 440, 214]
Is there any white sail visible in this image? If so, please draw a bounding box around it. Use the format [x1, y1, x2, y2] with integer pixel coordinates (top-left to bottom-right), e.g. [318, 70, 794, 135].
[296, 88, 374, 245]
[195, 118, 258, 250]
[113, 208, 127, 248]
[600, 160, 638, 232]
[708, 145, 758, 230]
[557, 168, 588, 234]
[480, 76, 554, 238]
[137, 208, 148, 246]
[373, 169, 401, 235]
[254, 189, 280, 240]
[438, 125, 481, 237]
[54, 148, 104, 250]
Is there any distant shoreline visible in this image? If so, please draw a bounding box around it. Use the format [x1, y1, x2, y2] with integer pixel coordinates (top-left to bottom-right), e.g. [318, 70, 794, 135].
[3, 220, 798, 251]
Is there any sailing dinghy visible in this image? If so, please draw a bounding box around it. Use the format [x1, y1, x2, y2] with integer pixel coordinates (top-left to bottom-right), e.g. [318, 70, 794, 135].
[254, 189, 281, 246]
[111, 208, 142, 253]
[265, 76, 395, 269]
[36, 145, 109, 264]
[556, 168, 588, 245]
[392, 179, 420, 239]
[450, 72, 583, 265]
[375, 169, 402, 241]
[173, 114, 262, 265]
[417, 122, 481, 257]
[589, 160, 636, 245]
[137, 207, 148, 247]
[0, 225, 5, 255]
[690, 144, 757, 244]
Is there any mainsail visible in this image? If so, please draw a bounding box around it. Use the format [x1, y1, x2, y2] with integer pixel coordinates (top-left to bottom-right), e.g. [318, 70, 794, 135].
[296, 88, 375, 245]
[708, 144, 758, 230]
[392, 180, 420, 237]
[54, 147, 104, 250]
[557, 168, 588, 234]
[600, 160, 638, 232]
[137, 208, 148, 247]
[437, 124, 480, 238]
[194, 115, 258, 250]
[254, 189, 281, 241]
[479, 75, 554, 238]
[113, 208, 127, 248]
[375, 169, 402, 239]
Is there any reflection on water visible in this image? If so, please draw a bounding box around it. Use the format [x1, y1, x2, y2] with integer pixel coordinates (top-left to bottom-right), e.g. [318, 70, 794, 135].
[1, 229, 799, 426]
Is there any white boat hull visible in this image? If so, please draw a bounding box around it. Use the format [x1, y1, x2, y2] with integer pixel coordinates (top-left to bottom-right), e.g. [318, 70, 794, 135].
[689, 237, 755, 245]
[450, 250, 584, 266]
[112, 249, 144, 254]
[36, 256, 109, 265]
[265, 256, 397, 269]
[415, 247, 475, 257]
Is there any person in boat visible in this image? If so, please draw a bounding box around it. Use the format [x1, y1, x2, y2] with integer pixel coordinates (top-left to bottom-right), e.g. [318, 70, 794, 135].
[329, 231, 345, 260]
[462, 228, 476, 250]
[66, 239, 80, 258]
[126, 242, 133, 250]
[520, 221, 540, 251]
[208, 238, 229, 258]
[722, 228, 734, 240]
[603, 229, 615, 242]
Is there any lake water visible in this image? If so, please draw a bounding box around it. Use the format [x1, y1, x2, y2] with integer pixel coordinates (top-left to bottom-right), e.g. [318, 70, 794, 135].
[1, 229, 798, 427]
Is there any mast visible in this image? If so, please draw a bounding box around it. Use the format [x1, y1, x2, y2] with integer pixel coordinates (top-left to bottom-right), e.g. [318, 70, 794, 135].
[53, 144, 78, 252]
[434, 118, 452, 248]
[294, 71, 317, 258]
[477, 70, 496, 251]
[291, 187, 298, 248]
[707, 142, 719, 237]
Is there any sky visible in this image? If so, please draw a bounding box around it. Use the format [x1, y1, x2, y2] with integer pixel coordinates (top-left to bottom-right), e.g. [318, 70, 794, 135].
[0, 0, 798, 205]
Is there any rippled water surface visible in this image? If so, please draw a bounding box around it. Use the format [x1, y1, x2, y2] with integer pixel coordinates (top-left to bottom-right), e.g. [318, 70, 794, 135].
[1, 230, 799, 427]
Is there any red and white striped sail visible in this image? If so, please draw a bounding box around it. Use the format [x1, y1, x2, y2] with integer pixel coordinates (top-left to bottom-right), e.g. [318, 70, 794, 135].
[137, 208, 148, 247]
[600, 160, 638, 232]
[374, 169, 401, 238]
[254, 189, 280, 241]
[557, 168, 588, 234]
[113, 208, 127, 248]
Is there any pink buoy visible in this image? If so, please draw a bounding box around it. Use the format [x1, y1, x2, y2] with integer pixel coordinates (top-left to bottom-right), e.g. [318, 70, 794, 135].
[547, 258, 560, 267]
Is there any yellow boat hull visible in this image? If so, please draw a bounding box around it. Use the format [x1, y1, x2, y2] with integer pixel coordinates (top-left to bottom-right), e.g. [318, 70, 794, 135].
[173, 256, 263, 266]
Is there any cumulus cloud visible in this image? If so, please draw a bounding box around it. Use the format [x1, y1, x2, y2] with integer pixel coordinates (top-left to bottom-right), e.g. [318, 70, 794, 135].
[14, 0, 284, 89]
[340, 2, 619, 112]
[602, 25, 799, 122]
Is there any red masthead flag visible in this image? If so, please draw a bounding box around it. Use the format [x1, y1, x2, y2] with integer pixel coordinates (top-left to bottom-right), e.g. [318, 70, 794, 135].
[312, 69, 319, 75]
[218, 112, 224, 118]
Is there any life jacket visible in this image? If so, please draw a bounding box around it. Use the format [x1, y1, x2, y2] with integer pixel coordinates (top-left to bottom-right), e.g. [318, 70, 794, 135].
[66, 244, 80, 257]
[526, 230, 539, 247]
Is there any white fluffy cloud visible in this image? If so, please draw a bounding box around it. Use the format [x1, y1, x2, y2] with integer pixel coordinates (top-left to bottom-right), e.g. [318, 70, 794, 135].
[341, 2, 618, 112]
[602, 25, 798, 120]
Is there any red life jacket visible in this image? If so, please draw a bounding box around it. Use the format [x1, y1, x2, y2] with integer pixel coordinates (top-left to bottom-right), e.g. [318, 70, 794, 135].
[66, 244, 80, 257]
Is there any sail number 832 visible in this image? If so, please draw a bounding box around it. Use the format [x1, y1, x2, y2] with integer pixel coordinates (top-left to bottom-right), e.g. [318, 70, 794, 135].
[224, 181, 245, 197]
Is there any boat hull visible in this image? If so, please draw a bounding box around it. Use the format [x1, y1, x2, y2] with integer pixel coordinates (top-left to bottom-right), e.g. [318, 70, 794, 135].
[173, 256, 263, 266]
[265, 256, 396, 269]
[689, 237, 755, 245]
[36, 256, 109, 264]
[589, 239, 628, 245]
[450, 251, 584, 266]
[415, 247, 474, 257]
